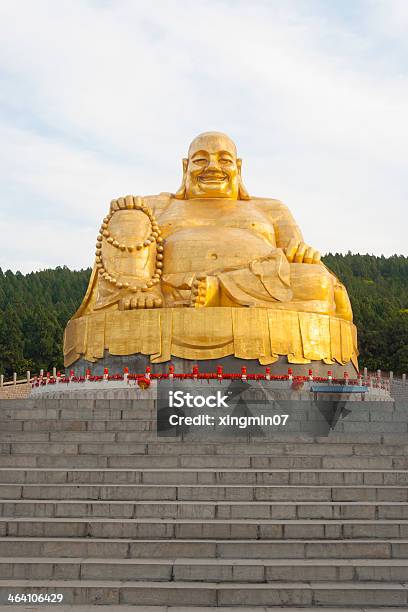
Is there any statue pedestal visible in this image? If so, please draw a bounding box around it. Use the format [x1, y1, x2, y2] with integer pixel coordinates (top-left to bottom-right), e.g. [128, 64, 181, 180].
[64, 307, 358, 376]
[70, 353, 356, 378]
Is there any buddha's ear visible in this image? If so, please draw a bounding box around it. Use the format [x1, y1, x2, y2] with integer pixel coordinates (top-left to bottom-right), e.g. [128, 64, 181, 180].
[174, 158, 188, 199]
[237, 158, 250, 200]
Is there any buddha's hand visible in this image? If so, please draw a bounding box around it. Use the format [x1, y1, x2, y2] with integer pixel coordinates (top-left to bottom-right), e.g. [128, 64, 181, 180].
[109, 195, 143, 211]
[285, 239, 321, 264]
[118, 290, 163, 310]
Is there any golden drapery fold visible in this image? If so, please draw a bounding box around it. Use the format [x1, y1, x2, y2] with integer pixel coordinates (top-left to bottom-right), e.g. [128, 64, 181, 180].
[64, 307, 358, 369]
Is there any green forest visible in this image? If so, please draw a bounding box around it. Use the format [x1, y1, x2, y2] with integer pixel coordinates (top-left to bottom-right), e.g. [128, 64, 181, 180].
[0, 253, 407, 377]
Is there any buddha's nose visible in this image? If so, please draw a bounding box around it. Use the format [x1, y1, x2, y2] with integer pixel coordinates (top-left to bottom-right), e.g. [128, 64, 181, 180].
[206, 158, 221, 172]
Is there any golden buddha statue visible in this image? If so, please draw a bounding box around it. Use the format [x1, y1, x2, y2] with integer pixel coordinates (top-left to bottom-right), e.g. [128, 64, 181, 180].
[64, 132, 358, 373]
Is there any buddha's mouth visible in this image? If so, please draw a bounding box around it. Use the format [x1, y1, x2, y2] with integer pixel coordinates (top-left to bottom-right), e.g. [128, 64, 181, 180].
[198, 173, 228, 185]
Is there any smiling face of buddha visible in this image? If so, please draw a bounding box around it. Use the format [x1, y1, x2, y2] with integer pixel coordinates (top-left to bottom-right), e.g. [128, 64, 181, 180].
[182, 132, 242, 200]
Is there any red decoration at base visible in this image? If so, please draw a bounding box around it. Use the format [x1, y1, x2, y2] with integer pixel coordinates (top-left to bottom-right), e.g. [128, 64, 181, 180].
[138, 376, 151, 390]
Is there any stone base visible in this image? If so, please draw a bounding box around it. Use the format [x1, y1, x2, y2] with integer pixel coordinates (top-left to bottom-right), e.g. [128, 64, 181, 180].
[31, 377, 391, 402]
[70, 351, 358, 378]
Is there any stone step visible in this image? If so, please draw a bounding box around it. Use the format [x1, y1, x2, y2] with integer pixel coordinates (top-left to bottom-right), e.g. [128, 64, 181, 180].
[2, 517, 408, 539]
[1, 453, 405, 470]
[3, 440, 408, 457]
[0, 603, 398, 612]
[1, 426, 406, 440]
[0, 419, 155, 432]
[2, 467, 408, 486]
[1, 438, 408, 452]
[3, 427, 408, 440]
[0, 397, 403, 414]
[0, 428, 391, 441]
[0, 483, 407, 502]
[1, 396, 400, 405]
[0, 579, 407, 606]
[0, 432, 118, 442]
[3, 556, 408, 582]
[3, 426, 408, 438]
[0, 407, 152, 421]
[6, 418, 401, 436]
[0, 400, 154, 413]
[0, 397, 399, 410]
[4, 412, 408, 437]
[0, 537, 405, 559]
[2, 499, 408, 520]
[149, 441, 408, 456]
[0, 483, 408, 502]
[4, 410, 408, 439]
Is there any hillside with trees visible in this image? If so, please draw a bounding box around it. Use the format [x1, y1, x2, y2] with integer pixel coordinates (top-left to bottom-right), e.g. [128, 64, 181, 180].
[323, 253, 408, 374]
[0, 254, 407, 377]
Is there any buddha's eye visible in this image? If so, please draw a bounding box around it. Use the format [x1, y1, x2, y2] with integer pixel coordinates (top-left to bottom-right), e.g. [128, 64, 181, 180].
[193, 158, 207, 164]
[220, 158, 233, 165]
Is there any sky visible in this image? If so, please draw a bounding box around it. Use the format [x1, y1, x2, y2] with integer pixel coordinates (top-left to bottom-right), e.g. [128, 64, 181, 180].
[0, 0, 407, 273]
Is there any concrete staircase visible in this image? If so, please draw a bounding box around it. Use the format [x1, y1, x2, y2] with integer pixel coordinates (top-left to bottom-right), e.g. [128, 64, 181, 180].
[0, 397, 407, 608]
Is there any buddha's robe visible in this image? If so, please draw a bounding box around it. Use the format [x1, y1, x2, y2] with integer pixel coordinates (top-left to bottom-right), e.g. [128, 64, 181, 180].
[76, 193, 351, 323]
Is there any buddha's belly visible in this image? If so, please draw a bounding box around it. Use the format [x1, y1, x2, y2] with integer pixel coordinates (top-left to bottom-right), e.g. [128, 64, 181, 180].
[163, 227, 275, 274]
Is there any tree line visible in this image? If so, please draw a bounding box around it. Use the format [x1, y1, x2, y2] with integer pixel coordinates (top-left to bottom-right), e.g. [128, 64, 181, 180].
[0, 254, 407, 377]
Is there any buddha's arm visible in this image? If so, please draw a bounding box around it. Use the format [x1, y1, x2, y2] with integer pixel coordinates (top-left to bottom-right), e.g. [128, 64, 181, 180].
[261, 199, 321, 264]
[95, 196, 164, 310]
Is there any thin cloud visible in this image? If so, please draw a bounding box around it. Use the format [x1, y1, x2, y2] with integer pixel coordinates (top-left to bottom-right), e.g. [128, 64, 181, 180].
[0, 0, 406, 272]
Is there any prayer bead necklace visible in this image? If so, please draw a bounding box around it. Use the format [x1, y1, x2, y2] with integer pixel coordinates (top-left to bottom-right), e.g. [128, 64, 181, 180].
[94, 196, 163, 292]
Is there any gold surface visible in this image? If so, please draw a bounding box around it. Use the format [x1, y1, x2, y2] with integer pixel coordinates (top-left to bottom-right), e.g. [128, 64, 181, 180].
[64, 131, 357, 368]
[64, 308, 357, 367]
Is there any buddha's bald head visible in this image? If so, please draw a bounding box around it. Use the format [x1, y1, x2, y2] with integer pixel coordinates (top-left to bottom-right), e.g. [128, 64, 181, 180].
[188, 131, 237, 159]
[175, 131, 249, 200]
